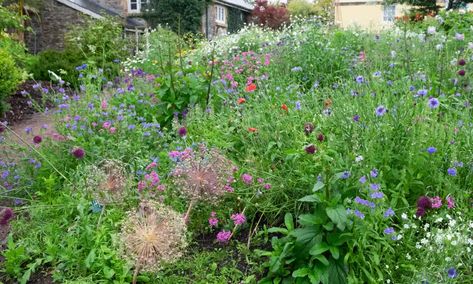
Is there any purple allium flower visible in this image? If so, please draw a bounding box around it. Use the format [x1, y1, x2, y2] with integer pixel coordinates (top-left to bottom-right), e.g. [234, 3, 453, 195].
[416, 207, 426, 216]
[383, 227, 395, 235]
[371, 191, 384, 199]
[375, 105, 387, 116]
[72, 148, 85, 159]
[428, 97, 440, 109]
[231, 213, 246, 225]
[458, 59, 466, 66]
[447, 268, 457, 278]
[353, 115, 360, 122]
[359, 176, 367, 184]
[447, 168, 457, 176]
[178, 127, 187, 137]
[33, 135, 42, 144]
[353, 209, 365, 219]
[370, 168, 378, 178]
[340, 171, 351, 179]
[241, 173, 253, 185]
[0, 125, 5, 133]
[458, 70, 466, 76]
[384, 208, 395, 218]
[216, 230, 232, 244]
[427, 147, 437, 154]
[305, 144, 317, 154]
[417, 196, 432, 209]
[317, 133, 325, 142]
[0, 207, 14, 225]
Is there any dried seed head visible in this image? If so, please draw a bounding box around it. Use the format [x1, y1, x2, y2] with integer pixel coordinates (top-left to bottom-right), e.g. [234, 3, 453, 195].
[120, 201, 187, 272]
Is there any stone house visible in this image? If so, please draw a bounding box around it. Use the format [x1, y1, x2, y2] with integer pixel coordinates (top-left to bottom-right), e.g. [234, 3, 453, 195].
[24, 0, 253, 53]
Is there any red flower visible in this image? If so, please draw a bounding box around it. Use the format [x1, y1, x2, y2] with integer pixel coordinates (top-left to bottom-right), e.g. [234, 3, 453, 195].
[248, 127, 257, 132]
[281, 104, 288, 112]
[237, 98, 246, 104]
[245, 83, 256, 92]
[33, 135, 42, 144]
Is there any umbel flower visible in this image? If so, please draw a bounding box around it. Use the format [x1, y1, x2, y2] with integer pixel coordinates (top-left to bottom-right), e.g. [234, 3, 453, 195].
[171, 145, 235, 203]
[120, 201, 187, 280]
[83, 159, 129, 205]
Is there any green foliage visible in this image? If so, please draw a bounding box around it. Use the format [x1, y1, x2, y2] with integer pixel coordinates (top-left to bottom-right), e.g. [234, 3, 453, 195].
[228, 6, 247, 34]
[0, 48, 22, 114]
[143, 0, 211, 34]
[31, 49, 84, 84]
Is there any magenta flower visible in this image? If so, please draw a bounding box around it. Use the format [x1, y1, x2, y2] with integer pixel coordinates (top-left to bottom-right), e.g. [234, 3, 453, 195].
[208, 212, 218, 227]
[137, 180, 146, 192]
[263, 183, 271, 190]
[231, 213, 246, 225]
[241, 173, 253, 184]
[431, 196, 442, 208]
[305, 144, 317, 154]
[216, 230, 232, 243]
[0, 207, 14, 225]
[72, 148, 85, 159]
[417, 196, 432, 209]
[101, 100, 108, 110]
[446, 196, 455, 209]
[102, 121, 111, 129]
[109, 127, 117, 134]
[33, 135, 42, 144]
[178, 127, 187, 137]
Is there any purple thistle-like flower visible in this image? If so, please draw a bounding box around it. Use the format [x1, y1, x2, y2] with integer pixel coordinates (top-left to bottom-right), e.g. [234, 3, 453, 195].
[33, 135, 42, 144]
[458, 70, 466, 76]
[0, 207, 14, 225]
[241, 173, 253, 184]
[340, 171, 351, 179]
[305, 144, 317, 154]
[417, 89, 428, 97]
[178, 127, 187, 137]
[417, 196, 432, 209]
[428, 97, 440, 109]
[359, 176, 367, 184]
[458, 59, 466, 66]
[355, 76, 364, 83]
[370, 168, 378, 178]
[353, 115, 360, 122]
[384, 208, 395, 218]
[231, 213, 246, 225]
[216, 230, 232, 244]
[72, 148, 85, 159]
[375, 105, 387, 116]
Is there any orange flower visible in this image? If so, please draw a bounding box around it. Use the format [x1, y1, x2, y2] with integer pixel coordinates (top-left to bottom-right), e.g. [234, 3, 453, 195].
[245, 83, 256, 92]
[323, 98, 332, 109]
[237, 98, 246, 104]
[281, 104, 288, 112]
[248, 127, 257, 132]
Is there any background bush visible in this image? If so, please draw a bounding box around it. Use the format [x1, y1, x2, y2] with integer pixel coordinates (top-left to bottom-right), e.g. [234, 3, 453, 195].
[0, 48, 22, 115]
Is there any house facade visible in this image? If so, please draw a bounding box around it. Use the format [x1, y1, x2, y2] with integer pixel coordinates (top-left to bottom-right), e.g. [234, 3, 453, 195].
[202, 0, 254, 39]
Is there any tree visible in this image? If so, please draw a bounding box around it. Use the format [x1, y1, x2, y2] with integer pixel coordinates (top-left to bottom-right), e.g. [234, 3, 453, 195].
[252, 0, 290, 29]
[385, 0, 473, 15]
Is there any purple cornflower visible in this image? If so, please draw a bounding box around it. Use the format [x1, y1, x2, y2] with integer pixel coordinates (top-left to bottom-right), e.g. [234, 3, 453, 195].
[353, 115, 360, 122]
[340, 171, 351, 179]
[375, 105, 387, 116]
[241, 173, 253, 184]
[263, 183, 271, 190]
[370, 168, 378, 178]
[370, 191, 384, 199]
[384, 208, 395, 218]
[426, 147, 437, 154]
[447, 268, 457, 278]
[458, 70, 466, 76]
[359, 176, 367, 184]
[428, 97, 440, 109]
[33, 135, 42, 144]
[353, 209, 365, 219]
[127, 124, 136, 130]
[1, 170, 9, 179]
[305, 144, 317, 154]
[231, 213, 246, 225]
[178, 127, 187, 137]
[447, 168, 457, 176]
[383, 227, 395, 235]
[216, 230, 232, 244]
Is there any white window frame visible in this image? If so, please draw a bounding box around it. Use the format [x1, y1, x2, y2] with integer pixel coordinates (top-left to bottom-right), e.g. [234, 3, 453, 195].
[129, 0, 149, 13]
[383, 5, 396, 22]
[215, 5, 226, 25]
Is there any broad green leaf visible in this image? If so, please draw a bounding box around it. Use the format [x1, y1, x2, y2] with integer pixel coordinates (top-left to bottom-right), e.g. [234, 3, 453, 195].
[329, 246, 340, 259]
[312, 181, 325, 192]
[309, 242, 329, 256]
[268, 227, 288, 235]
[298, 194, 321, 203]
[326, 205, 347, 231]
[292, 267, 310, 278]
[284, 213, 294, 231]
[85, 249, 96, 269]
[314, 254, 329, 266]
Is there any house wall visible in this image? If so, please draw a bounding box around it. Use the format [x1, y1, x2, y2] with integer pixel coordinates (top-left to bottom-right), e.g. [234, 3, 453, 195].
[202, 3, 250, 39]
[97, 0, 127, 16]
[25, 0, 86, 53]
[335, 1, 408, 30]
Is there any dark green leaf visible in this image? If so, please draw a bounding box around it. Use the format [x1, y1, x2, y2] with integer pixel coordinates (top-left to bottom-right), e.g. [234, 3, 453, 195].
[309, 242, 329, 256]
[326, 205, 347, 231]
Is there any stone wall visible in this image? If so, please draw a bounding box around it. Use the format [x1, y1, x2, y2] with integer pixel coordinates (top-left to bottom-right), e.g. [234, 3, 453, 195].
[97, 0, 127, 16]
[25, 0, 86, 53]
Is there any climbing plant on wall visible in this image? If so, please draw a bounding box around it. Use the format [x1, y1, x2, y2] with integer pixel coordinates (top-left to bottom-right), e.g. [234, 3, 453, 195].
[227, 7, 246, 34]
[143, 0, 212, 34]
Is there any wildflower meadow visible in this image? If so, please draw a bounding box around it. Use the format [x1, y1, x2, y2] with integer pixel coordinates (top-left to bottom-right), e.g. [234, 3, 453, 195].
[0, 9, 472, 284]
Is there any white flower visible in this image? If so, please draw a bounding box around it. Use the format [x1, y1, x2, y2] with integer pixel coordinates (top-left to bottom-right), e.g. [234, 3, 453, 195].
[404, 224, 410, 229]
[435, 217, 443, 223]
[436, 44, 443, 50]
[424, 223, 430, 230]
[355, 155, 364, 162]
[451, 240, 458, 246]
[427, 26, 436, 34]
[449, 219, 456, 227]
[401, 213, 408, 220]
[421, 238, 429, 245]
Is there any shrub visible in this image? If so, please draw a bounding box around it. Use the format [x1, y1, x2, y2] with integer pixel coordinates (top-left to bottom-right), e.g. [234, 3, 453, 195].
[252, 0, 290, 29]
[31, 48, 84, 84]
[0, 48, 22, 115]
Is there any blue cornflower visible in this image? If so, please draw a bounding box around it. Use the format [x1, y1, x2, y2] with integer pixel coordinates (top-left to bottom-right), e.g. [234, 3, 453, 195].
[383, 227, 395, 235]
[295, 101, 301, 110]
[353, 115, 360, 122]
[428, 97, 440, 109]
[355, 76, 364, 83]
[447, 268, 457, 278]
[417, 89, 428, 97]
[375, 105, 387, 116]
[340, 171, 351, 179]
[447, 168, 457, 176]
[384, 208, 395, 218]
[128, 124, 136, 130]
[427, 147, 437, 154]
[370, 183, 381, 191]
[359, 176, 367, 184]
[1, 170, 9, 179]
[353, 209, 365, 219]
[370, 168, 378, 178]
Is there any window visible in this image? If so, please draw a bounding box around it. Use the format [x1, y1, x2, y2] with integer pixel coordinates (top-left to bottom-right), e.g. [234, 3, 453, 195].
[383, 5, 396, 22]
[129, 0, 149, 13]
[215, 5, 226, 24]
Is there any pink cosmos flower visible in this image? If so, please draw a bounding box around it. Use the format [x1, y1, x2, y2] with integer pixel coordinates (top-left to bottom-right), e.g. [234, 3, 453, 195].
[231, 212, 246, 225]
[431, 196, 442, 208]
[447, 196, 455, 209]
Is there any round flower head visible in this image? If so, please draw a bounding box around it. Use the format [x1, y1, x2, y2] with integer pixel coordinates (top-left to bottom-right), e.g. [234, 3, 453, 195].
[177, 127, 187, 137]
[0, 125, 5, 133]
[171, 145, 235, 203]
[305, 144, 317, 154]
[72, 147, 85, 159]
[0, 207, 14, 225]
[417, 196, 432, 209]
[375, 105, 387, 116]
[120, 201, 187, 272]
[416, 207, 426, 217]
[458, 70, 465, 76]
[82, 159, 129, 205]
[428, 97, 439, 109]
[33, 135, 42, 144]
[458, 59, 466, 66]
[447, 268, 457, 278]
[426, 147, 437, 154]
[317, 133, 325, 142]
[304, 122, 315, 135]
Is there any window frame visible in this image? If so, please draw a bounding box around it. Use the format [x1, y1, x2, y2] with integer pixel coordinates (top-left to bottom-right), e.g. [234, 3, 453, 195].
[215, 5, 226, 25]
[383, 5, 396, 23]
[129, 0, 149, 13]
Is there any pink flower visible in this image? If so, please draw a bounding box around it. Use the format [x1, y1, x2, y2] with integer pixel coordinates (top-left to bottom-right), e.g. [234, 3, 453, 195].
[241, 173, 253, 185]
[263, 183, 272, 190]
[146, 162, 157, 170]
[224, 184, 234, 192]
[102, 121, 111, 129]
[257, 178, 264, 183]
[91, 122, 97, 128]
[216, 230, 232, 243]
[101, 100, 108, 110]
[231, 212, 246, 225]
[157, 184, 166, 191]
[208, 212, 218, 227]
[137, 180, 146, 192]
[109, 127, 116, 134]
[447, 196, 455, 209]
[431, 196, 442, 208]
